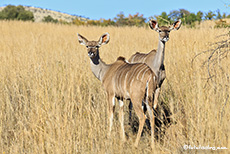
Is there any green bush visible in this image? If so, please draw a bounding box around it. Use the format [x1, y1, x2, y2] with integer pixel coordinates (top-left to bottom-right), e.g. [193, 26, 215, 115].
[17, 11, 34, 21]
[42, 15, 58, 23]
[0, 5, 34, 21]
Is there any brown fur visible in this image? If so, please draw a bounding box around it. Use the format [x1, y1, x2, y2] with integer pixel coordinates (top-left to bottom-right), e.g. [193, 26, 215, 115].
[129, 50, 157, 64]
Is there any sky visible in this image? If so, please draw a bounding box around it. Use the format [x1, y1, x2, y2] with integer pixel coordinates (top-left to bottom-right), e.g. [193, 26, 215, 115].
[0, 0, 229, 20]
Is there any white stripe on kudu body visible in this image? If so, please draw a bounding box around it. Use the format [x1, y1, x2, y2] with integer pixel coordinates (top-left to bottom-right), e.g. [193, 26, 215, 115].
[77, 33, 158, 149]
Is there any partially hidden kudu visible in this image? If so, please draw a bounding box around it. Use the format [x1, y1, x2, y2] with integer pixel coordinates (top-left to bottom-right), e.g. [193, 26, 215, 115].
[77, 33, 158, 148]
[128, 19, 182, 116]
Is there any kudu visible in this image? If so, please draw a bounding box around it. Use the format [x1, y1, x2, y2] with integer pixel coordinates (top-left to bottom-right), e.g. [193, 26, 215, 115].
[77, 33, 158, 148]
[128, 19, 181, 117]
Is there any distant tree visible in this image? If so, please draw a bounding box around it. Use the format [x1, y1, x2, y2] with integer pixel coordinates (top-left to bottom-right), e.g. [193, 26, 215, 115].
[42, 15, 58, 23]
[113, 12, 127, 26]
[16, 5, 25, 13]
[99, 18, 115, 26]
[196, 11, 204, 23]
[179, 9, 190, 17]
[87, 19, 100, 26]
[17, 10, 34, 21]
[205, 11, 216, 20]
[216, 9, 222, 19]
[0, 5, 18, 20]
[156, 12, 170, 25]
[0, 11, 6, 19]
[113, 12, 146, 27]
[168, 10, 181, 21]
[127, 13, 146, 26]
[0, 5, 34, 21]
[169, 9, 190, 21]
[168, 9, 200, 27]
[72, 18, 86, 25]
[73, 17, 115, 27]
[184, 13, 197, 27]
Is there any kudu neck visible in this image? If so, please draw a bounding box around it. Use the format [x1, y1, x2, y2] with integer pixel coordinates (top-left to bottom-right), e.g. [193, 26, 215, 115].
[152, 40, 165, 75]
[90, 52, 109, 81]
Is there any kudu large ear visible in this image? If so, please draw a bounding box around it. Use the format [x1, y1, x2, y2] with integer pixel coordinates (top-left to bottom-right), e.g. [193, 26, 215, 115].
[77, 33, 88, 46]
[169, 19, 182, 31]
[98, 33, 110, 46]
[149, 20, 159, 31]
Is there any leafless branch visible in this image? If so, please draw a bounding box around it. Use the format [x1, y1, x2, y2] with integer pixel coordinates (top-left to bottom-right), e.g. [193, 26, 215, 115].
[191, 32, 230, 88]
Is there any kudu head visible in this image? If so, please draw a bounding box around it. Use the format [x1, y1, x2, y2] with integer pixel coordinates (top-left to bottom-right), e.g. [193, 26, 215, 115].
[149, 19, 182, 42]
[77, 33, 110, 59]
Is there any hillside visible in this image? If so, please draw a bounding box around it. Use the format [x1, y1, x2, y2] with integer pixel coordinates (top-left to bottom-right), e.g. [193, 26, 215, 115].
[0, 5, 88, 22]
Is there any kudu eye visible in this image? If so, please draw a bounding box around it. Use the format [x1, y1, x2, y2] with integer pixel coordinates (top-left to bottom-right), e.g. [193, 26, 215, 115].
[86, 46, 89, 48]
[158, 30, 162, 32]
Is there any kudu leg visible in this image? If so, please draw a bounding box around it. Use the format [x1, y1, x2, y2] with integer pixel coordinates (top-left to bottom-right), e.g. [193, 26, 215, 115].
[107, 94, 115, 137]
[153, 87, 160, 109]
[132, 99, 146, 147]
[146, 102, 155, 149]
[118, 99, 126, 141]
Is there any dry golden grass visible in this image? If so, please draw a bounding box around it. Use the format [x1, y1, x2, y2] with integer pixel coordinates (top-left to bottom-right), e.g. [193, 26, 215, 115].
[0, 20, 229, 153]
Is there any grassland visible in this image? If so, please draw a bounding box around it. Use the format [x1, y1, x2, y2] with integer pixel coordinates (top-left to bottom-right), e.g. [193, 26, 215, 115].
[0, 20, 229, 153]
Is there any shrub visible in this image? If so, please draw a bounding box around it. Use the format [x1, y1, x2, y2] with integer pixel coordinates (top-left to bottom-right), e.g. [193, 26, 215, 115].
[215, 19, 230, 28]
[17, 10, 34, 21]
[0, 5, 34, 21]
[42, 15, 58, 23]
